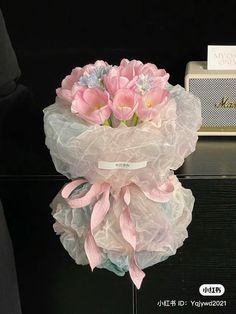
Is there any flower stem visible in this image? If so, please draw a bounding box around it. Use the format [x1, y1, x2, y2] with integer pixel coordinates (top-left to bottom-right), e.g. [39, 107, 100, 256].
[130, 112, 138, 126]
[102, 119, 110, 126]
[108, 116, 112, 126]
[120, 120, 127, 126]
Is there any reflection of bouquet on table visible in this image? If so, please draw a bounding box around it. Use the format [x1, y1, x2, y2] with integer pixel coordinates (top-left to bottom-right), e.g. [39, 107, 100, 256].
[43, 59, 202, 289]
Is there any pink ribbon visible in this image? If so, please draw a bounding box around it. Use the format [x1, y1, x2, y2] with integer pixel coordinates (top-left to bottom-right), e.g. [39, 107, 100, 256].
[61, 179, 110, 270]
[120, 185, 145, 289]
[61, 178, 174, 289]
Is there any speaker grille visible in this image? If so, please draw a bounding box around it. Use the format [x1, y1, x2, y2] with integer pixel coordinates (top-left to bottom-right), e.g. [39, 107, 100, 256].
[189, 78, 236, 127]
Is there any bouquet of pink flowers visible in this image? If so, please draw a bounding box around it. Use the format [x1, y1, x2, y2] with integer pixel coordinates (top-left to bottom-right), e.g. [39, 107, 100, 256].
[43, 59, 201, 289]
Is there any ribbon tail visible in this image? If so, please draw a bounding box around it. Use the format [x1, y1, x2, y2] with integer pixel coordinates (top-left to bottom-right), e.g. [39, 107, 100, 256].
[120, 206, 136, 250]
[90, 186, 110, 230]
[84, 184, 111, 271]
[84, 230, 101, 271]
[129, 255, 145, 290]
[119, 186, 145, 289]
[122, 186, 131, 205]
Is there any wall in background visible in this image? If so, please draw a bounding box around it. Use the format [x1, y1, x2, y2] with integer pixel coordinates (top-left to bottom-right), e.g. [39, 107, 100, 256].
[2, 0, 236, 107]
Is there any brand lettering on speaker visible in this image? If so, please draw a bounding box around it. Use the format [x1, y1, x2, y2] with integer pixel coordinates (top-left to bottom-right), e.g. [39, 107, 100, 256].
[214, 52, 236, 66]
[215, 96, 236, 108]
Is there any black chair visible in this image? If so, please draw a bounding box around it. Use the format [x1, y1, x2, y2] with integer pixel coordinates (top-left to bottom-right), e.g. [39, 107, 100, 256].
[0, 8, 22, 314]
[0, 8, 21, 97]
[0, 200, 22, 314]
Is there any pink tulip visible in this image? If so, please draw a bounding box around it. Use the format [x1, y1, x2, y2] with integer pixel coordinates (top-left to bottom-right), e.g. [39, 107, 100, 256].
[119, 59, 169, 92]
[82, 60, 109, 76]
[119, 59, 143, 79]
[137, 88, 169, 121]
[103, 67, 137, 97]
[110, 89, 138, 121]
[137, 63, 169, 90]
[56, 60, 110, 102]
[138, 63, 161, 76]
[56, 67, 83, 102]
[71, 87, 111, 124]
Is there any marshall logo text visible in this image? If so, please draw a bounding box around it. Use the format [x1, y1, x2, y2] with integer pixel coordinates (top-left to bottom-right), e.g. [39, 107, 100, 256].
[215, 96, 236, 108]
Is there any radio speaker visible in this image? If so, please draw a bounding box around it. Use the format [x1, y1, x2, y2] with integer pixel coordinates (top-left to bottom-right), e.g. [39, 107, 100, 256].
[185, 61, 236, 135]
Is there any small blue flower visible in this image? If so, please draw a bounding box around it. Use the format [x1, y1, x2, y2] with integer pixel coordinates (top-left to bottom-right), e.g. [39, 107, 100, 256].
[79, 76, 88, 86]
[78, 65, 112, 89]
[136, 74, 152, 94]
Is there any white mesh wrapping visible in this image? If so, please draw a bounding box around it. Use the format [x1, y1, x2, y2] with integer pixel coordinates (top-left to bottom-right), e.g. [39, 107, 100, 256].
[51, 176, 194, 274]
[44, 84, 201, 190]
[44, 83, 201, 276]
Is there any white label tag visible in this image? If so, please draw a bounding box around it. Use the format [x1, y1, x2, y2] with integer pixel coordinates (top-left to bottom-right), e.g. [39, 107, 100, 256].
[98, 161, 147, 170]
[207, 45, 236, 70]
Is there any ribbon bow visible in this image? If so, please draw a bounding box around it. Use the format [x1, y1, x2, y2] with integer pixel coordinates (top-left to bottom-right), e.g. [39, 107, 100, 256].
[61, 178, 174, 289]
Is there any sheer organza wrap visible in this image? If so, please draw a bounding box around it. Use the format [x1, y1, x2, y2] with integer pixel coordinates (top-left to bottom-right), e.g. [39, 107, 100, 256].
[43, 83, 201, 288]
